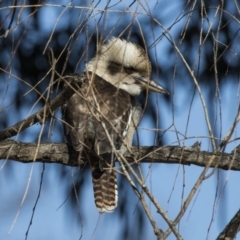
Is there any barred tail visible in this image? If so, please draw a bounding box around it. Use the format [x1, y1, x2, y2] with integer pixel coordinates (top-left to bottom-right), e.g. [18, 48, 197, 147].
[91, 159, 118, 213]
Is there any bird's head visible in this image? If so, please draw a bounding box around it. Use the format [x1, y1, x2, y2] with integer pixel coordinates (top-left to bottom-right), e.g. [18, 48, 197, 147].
[85, 37, 168, 96]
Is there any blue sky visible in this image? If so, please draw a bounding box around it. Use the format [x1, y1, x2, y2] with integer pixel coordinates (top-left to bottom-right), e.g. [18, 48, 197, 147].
[1, 1, 240, 239]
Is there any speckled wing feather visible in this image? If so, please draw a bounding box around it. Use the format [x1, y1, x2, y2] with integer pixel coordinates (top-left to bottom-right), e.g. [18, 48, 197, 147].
[62, 74, 90, 164]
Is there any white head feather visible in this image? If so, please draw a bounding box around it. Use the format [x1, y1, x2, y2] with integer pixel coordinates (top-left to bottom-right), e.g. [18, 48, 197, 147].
[86, 37, 167, 96]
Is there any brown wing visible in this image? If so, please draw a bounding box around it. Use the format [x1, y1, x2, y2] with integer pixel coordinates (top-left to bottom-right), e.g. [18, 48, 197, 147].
[62, 73, 132, 213]
[62, 74, 89, 164]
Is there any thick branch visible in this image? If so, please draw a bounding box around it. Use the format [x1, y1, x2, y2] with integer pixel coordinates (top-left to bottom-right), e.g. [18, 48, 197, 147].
[1, 140, 240, 170]
[0, 76, 83, 142]
[217, 209, 240, 239]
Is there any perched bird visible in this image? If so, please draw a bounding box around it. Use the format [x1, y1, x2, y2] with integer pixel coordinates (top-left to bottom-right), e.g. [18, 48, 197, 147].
[62, 37, 168, 213]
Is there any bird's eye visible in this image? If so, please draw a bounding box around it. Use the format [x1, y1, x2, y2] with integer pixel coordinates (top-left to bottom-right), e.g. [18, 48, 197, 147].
[128, 66, 135, 71]
[125, 66, 135, 74]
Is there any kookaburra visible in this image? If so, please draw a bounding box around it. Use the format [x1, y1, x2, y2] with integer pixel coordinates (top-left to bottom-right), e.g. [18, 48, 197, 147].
[62, 37, 168, 213]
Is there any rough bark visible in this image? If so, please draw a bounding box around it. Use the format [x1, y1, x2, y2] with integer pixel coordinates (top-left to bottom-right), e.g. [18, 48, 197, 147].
[0, 140, 240, 171]
[217, 209, 240, 240]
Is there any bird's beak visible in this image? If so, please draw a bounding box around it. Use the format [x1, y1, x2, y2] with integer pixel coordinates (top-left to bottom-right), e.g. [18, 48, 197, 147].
[133, 76, 169, 95]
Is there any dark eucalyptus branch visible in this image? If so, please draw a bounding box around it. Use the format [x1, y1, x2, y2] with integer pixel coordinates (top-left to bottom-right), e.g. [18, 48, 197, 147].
[0, 76, 83, 142]
[217, 209, 240, 239]
[1, 140, 240, 171]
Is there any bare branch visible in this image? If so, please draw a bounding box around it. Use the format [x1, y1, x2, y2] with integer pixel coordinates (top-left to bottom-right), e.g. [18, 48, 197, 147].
[217, 209, 240, 239]
[0, 77, 84, 142]
[1, 140, 240, 171]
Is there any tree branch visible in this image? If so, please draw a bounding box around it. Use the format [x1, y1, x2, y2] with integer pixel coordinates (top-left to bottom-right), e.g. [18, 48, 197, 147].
[0, 75, 84, 142]
[1, 140, 240, 170]
[217, 209, 240, 239]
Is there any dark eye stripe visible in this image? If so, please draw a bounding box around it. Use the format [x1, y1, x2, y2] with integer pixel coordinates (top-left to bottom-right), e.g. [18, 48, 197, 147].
[124, 66, 135, 74]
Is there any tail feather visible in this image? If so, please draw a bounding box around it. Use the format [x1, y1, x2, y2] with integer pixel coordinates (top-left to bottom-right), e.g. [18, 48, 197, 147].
[91, 159, 118, 213]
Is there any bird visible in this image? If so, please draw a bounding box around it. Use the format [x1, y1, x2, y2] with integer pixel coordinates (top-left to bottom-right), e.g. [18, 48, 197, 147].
[62, 37, 168, 213]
